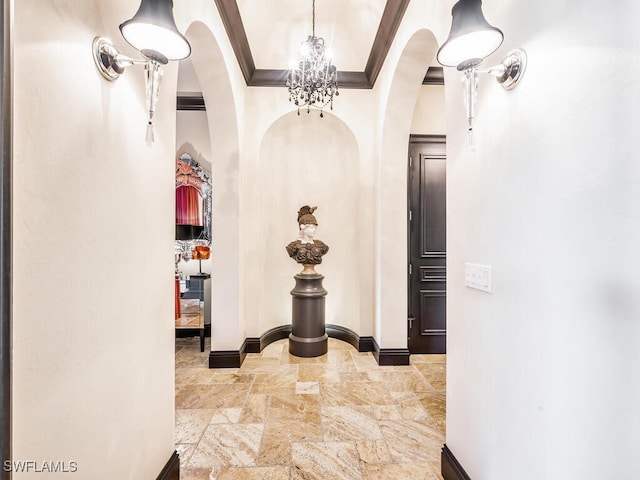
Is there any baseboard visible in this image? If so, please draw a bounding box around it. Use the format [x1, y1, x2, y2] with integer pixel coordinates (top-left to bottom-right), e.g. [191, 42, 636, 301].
[208, 338, 247, 368]
[156, 450, 179, 480]
[441, 445, 471, 480]
[358, 336, 375, 352]
[209, 324, 373, 368]
[326, 324, 360, 351]
[371, 337, 410, 366]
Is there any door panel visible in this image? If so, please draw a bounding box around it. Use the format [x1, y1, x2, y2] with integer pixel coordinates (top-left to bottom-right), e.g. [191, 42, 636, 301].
[408, 135, 446, 354]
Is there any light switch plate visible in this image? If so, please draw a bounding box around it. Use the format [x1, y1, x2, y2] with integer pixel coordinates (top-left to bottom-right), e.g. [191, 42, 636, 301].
[465, 263, 492, 293]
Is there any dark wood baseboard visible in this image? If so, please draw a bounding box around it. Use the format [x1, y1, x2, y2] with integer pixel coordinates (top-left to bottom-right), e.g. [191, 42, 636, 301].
[358, 336, 375, 352]
[209, 324, 374, 368]
[208, 339, 247, 368]
[207, 325, 412, 367]
[156, 450, 179, 480]
[326, 324, 360, 351]
[441, 445, 471, 480]
[372, 338, 410, 366]
[244, 336, 261, 354]
[244, 325, 292, 354]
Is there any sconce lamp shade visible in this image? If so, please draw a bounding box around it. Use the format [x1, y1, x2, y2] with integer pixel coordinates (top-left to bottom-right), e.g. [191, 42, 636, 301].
[437, 0, 503, 68]
[119, 0, 191, 63]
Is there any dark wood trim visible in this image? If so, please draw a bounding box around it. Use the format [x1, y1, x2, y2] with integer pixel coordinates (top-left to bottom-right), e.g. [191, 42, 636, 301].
[213, 1, 408, 89]
[208, 324, 374, 368]
[423, 66, 444, 85]
[260, 324, 291, 349]
[245, 324, 292, 353]
[176, 94, 206, 111]
[338, 71, 372, 90]
[358, 336, 375, 353]
[326, 324, 360, 351]
[247, 69, 288, 87]
[235, 69, 373, 90]
[364, 0, 411, 87]
[244, 337, 261, 354]
[410, 134, 446, 144]
[156, 450, 180, 480]
[1, 0, 11, 476]
[213, 0, 255, 84]
[207, 326, 410, 367]
[441, 445, 472, 480]
[208, 338, 247, 368]
[371, 338, 410, 366]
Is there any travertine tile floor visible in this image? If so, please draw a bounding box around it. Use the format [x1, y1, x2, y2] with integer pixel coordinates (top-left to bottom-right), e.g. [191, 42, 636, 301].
[175, 337, 446, 480]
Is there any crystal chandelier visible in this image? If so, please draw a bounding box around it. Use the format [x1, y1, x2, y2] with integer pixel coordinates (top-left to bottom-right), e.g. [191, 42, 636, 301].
[287, 0, 339, 117]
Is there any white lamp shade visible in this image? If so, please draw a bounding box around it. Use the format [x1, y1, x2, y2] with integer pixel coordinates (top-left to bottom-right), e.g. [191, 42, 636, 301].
[437, 0, 503, 67]
[119, 0, 191, 62]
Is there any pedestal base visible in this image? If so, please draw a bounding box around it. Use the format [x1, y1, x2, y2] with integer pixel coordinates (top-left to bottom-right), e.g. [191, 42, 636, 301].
[289, 273, 328, 357]
[289, 333, 328, 357]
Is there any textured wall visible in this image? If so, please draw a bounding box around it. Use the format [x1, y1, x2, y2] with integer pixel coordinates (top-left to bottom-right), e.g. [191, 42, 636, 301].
[13, 1, 177, 477]
[445, 0, 640, 478]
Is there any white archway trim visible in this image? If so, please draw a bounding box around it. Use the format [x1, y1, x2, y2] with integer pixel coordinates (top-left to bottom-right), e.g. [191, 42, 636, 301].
[376, 29, 439, 349]
[184, 21, 243, 351]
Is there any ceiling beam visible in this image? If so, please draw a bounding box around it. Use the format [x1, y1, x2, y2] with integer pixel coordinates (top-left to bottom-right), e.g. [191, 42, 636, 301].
[364, 0, 411, 88]
[213, 0, 254, 85]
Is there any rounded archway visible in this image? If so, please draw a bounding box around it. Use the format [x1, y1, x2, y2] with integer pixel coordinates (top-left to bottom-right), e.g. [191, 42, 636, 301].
[246, 111, 362, 337]
[181, 21, 242, 351]
[376, 29, 440, 348]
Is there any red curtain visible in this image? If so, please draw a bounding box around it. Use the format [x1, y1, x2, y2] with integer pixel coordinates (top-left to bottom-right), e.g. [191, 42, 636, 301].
[176, 186, 202, 225]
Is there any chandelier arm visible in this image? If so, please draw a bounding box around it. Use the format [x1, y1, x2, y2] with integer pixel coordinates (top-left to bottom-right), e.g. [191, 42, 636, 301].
[312, 0, 315, 38]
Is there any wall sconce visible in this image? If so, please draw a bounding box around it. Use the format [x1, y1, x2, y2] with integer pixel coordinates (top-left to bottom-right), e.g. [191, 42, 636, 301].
[92, 0, 191, 145]
[437, 0, 526, 143]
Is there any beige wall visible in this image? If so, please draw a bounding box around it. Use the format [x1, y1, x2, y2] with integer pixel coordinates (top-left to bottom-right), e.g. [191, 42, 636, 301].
[411, 85, 446, 135]
[13, 1, 178, 478]
[11, 0, 449, 476]
[14, 0, 638, 478]
[445, 0, 640, 478]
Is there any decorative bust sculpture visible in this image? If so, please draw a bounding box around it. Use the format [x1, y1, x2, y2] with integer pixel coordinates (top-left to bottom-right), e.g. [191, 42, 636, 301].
[286, 205, 329, 274]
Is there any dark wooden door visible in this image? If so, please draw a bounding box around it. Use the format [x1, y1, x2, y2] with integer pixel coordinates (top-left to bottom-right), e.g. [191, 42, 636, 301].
[408, 135, 446, 354]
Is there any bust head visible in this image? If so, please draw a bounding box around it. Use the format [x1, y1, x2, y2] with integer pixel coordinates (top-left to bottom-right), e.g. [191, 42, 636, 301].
[298, 223, 317, 244]
[286, 205, 329, 270]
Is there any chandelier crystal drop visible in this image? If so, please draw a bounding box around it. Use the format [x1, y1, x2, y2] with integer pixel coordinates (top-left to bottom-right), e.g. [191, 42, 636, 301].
[287, 0, 339, 117]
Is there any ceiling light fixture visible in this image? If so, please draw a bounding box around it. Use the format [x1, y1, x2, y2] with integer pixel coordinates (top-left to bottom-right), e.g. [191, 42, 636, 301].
[287, 0, 339, 117]
[437, 0, 526, 144]
[92, 0, 191, 145]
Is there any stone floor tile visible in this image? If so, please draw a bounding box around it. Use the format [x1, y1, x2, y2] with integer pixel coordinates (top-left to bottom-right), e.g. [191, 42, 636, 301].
[176, 337, 447, 480]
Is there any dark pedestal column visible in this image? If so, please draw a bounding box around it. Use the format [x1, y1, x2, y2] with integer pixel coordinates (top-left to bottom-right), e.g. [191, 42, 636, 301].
[289, 273, 328, 357]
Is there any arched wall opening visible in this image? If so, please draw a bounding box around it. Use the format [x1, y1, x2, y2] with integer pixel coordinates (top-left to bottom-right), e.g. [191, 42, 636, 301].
[248, 111, 362, 337]
[176, 57, 213, 277]
[376, 29, 440, 348]
[182, 21, 243, 351]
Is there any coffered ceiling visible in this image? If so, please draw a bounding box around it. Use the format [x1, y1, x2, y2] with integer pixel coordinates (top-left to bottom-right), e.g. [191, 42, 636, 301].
[212, 0, 442, 89]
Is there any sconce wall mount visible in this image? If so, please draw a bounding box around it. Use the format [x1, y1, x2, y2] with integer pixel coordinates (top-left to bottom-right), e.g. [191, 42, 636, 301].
[93, 36, 150, 82]
[472, 48, 526, 91]
[437, 0, 526, 140]
[92, 0, 190, 145]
